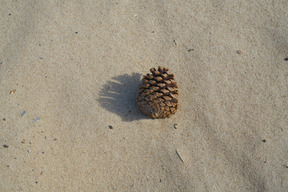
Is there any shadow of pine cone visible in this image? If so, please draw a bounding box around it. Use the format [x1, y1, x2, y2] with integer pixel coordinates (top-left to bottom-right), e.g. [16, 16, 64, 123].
[98, 73, 147, 122]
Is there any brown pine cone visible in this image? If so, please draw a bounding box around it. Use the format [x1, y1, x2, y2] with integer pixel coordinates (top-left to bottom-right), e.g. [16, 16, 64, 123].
[137, 66, 179, 119]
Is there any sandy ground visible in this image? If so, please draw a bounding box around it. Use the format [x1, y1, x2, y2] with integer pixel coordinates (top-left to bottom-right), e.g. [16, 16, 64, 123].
[1, 1, 288, 191]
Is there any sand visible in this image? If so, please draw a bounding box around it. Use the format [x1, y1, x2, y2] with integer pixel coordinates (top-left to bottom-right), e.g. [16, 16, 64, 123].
[0, 1, 287, 191]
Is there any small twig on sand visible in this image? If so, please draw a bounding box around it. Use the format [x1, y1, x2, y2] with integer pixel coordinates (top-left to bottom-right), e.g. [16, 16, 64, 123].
[176, 149, 184, 163]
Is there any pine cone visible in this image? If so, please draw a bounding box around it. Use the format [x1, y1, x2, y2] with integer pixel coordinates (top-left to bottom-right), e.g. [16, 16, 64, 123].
[137, 66, 179, 119]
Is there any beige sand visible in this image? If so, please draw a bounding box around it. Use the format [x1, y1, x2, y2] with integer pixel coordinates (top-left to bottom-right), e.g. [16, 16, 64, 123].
[1, 1, 287, 191]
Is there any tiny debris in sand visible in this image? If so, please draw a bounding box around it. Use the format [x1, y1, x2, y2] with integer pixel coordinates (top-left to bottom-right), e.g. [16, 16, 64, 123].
[27, 150, 31, 153]
[176, 149, 184, 163]
[21, 139, 27, 144]
[236, 50, 242, 54]
[21, 110, 26, 117]
[3, 144, 9, 148]
[109, 125, 113, 129]
[33, 117, 40, 123]
[174, 123, 178, 129]
[173, 39, 177, 45]
[10, 89, 16, 95]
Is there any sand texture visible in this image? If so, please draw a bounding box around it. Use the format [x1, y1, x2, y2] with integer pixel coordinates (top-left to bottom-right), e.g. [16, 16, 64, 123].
[1, 1, 288, 191]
